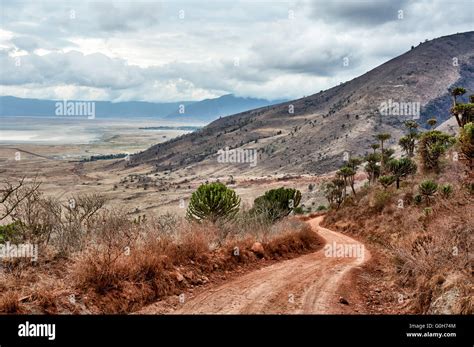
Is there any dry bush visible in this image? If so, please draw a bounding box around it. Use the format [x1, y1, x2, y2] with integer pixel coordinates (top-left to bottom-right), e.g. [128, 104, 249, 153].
[266, 224, 322, 257]
[0, 291, 21, 313]
[372, 189, 393, 212]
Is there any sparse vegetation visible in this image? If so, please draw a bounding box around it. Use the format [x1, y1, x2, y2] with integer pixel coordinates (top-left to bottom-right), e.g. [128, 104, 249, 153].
[322, 87, 473, 315]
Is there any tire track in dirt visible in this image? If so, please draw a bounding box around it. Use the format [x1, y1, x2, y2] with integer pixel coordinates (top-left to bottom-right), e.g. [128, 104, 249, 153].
[172, 216, 370, 314]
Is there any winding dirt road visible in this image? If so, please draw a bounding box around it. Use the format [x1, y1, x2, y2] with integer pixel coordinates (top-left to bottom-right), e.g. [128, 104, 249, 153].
[173, 216, 370, 314]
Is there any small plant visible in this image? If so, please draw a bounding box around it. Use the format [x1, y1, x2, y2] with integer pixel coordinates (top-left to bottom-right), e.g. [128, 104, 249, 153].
[440, 184, 453, 198]
[413, 194, 423, 205]
[186, 183, 240, 223]
[423, 207, 433, 216]
[419, 180, 438, 205]
[316, 205, 327, 211]
[293, 206, 304, 215]
[379, 175, 396, 189]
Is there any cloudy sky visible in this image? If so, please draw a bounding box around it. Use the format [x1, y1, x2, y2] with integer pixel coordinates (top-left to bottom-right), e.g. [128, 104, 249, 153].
[0, 0, 473, 102]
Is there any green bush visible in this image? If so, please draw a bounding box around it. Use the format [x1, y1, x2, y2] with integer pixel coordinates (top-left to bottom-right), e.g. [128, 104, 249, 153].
[186, 183, 240, 223]
[251, 187, 302, 222]
[293, 206, 305, 215]
[419, 180, 438, 205]
[317, 205, 327, 211]
[440, 184, 453, 198]
[413, 194, 423, 205]
[0, 222, 21, 242]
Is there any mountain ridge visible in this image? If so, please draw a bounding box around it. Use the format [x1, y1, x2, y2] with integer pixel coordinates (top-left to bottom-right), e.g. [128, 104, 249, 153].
[128, 31, 474, 175]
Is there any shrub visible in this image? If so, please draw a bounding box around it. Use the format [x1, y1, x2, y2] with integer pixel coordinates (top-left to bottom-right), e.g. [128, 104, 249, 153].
[419, 180, 438, 205]
[373, 190, 392, 212]
[293, 206, 304, 215]
[413, 194, 423, 205]
[0, 291, 21, 313]
[379, 175, 395, 189]
[440, 184, 453, 198]
[317, 205, 327, 211]
[186, 183, 240, 224]
[0, 222, 21, 242]
[251, 187, 302, 223]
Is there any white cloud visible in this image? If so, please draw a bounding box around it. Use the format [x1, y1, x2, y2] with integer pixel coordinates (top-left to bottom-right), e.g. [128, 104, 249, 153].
[0, 0, 472, 102]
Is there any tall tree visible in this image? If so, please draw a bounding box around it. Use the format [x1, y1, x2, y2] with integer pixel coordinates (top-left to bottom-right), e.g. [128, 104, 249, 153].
[450, 87, 473, 127]
[370, 143, 380, 154]
[376, 133, 391, 172]
[451, 87, 466, 106]
[364, 153, 381, 184]
[399, 120, 419, 158]
[387, 157, 417, 189]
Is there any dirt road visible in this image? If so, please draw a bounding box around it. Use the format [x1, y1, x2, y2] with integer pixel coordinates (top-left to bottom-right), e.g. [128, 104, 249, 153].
[172, 216, 369, 314]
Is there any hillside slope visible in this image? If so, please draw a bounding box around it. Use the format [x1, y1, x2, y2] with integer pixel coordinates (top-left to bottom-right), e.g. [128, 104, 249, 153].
[129, 32, 474, 175]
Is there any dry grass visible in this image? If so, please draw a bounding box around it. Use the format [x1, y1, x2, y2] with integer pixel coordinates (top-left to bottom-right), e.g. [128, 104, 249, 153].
[0, 291, 21, 313]
[0, 204, 322, 314]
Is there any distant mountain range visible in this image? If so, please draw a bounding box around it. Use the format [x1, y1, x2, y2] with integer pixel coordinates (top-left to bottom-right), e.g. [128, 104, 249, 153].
[165, 94, 286, 122]
[0, 94, 284, 123]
